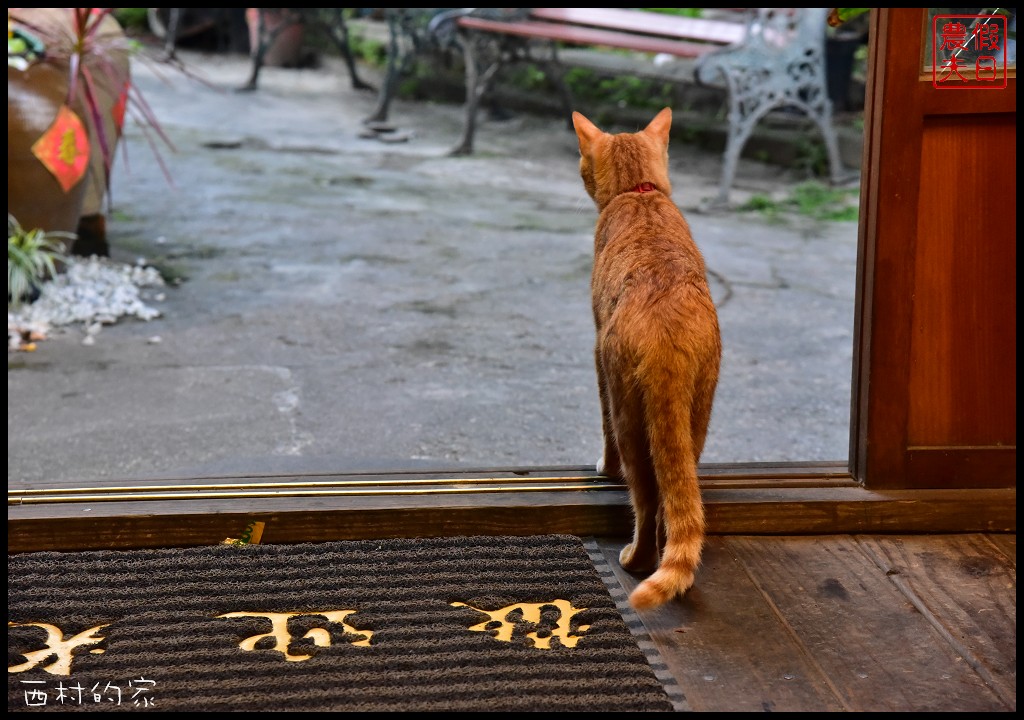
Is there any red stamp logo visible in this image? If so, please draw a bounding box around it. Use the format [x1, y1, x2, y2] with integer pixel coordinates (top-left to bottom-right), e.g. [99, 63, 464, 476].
[932, 13, 1008, 89]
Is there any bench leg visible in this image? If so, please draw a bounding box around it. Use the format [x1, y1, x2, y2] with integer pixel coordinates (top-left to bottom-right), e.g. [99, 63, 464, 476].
[813, 108, 851, 188]
[322, 9, 374, 92]
[239, 10, 304, 92]
[538, 46, 575, 131]
[712, 112, 756, 208]
[365, 15, 402, 123]
[364, 11, 418, 124]
[239, 9, 270, 92]
[711, 92, 848, 208]
[451, 33, 502, 156]
[162, 8, 180, 61]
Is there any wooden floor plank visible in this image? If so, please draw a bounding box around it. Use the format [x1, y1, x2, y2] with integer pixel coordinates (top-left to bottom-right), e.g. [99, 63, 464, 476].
[597, 537, 845, 712]
[856, 534, 1016, 710]
[726, 536, 1008, 711]
[986, 533, 1017, 566]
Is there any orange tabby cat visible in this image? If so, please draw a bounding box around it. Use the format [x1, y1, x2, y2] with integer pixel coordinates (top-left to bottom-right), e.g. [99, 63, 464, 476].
[573, 107, 722, 610]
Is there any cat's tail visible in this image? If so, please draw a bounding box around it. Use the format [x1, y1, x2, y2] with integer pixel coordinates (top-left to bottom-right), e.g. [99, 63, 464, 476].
[629, 398, 706, 611]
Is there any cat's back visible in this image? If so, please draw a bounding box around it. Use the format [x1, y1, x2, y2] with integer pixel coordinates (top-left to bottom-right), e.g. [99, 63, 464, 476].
[593, 190, 710, 296]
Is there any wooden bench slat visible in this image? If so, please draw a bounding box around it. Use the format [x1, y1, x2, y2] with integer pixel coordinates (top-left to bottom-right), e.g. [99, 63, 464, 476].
[456, 17, 723, 59]
[528, 8, 747, 46]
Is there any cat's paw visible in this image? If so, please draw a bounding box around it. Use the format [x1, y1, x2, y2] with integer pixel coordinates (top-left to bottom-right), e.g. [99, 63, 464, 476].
[619, 542, 658, 574]
[596, 454, 622, 478]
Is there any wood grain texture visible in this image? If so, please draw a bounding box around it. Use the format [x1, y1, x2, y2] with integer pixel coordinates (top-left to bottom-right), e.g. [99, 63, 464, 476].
[597, 537, 846, 712]
[595, 533, 1015, 711]
[907, 114, 1016, 449]
[986, 533, 1016, 565]
[9, 483, 1016, 553]
[856, 8, 924, 486]
[857, 535, 1016, 709]
[725, 535, 1008, 711]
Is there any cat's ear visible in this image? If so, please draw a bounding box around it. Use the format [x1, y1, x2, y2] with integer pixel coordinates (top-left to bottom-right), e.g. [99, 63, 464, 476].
[572, 111, 603, 154]
[644, 107, 673, 145]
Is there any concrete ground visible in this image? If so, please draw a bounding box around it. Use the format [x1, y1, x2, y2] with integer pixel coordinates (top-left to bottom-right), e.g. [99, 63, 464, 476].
[7, 48, 861, 486]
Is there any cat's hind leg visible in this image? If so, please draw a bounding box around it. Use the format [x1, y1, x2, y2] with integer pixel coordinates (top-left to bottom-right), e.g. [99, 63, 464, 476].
[619, 463, 660, 574]
[606, 368, 660, 574]
[594, 345, 623, 479]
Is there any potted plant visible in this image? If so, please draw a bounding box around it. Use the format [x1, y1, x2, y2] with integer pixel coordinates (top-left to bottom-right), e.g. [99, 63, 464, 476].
[825, 9, 870, 113]
[7, 212, 70, 309]
[7, 8, 173, 256]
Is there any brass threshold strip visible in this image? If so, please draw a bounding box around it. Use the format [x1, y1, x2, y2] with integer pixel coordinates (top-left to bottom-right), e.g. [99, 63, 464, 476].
[10, 474, 606, 495]
[9, 475, 626, 505]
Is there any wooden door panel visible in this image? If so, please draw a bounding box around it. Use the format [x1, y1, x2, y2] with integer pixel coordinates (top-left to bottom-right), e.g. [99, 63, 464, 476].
[908, 114, 1016, 447]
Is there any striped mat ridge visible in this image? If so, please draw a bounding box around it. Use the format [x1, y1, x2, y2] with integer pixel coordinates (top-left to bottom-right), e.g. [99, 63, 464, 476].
[8, 535, 675, 712]
[583, 539, 689, 712]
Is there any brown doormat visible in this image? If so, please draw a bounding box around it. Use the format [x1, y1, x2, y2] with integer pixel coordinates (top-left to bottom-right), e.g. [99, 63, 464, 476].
[8, 535, 677, 712]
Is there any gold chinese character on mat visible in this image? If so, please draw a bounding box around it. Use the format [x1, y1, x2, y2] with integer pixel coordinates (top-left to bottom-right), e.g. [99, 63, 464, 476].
[8, 622, 109, 675]
[216, 610, 373, 661]
[451, 599, 591, 649]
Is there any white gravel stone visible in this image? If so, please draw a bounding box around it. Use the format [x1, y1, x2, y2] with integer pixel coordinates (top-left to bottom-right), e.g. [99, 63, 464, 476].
[8, 256, 165, 351]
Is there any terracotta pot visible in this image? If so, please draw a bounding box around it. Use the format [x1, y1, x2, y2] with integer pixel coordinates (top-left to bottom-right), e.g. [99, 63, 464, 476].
[246, 8, 307, 67]
[7, 61, 88, 248]
[8, 9, 130, 255]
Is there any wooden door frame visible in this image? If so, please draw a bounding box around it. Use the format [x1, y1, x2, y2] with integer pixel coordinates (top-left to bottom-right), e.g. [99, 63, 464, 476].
[852, 8, 1016, 490]
[8, 9, 1016, 553]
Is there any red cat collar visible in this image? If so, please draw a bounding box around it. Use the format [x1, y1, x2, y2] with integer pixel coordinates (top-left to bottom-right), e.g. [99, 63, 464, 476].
[632, 182, 656, 193]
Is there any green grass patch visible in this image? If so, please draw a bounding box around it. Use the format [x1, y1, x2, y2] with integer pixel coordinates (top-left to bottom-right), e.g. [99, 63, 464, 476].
[563, 67, 674, 112]
[640, 8, 704, 18]
[741, 181, 860, 222]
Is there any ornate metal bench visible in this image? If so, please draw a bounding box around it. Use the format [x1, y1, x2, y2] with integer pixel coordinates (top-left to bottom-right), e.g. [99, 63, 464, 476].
[694, 8, 849, 205]
[412, 8, 847, 206]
